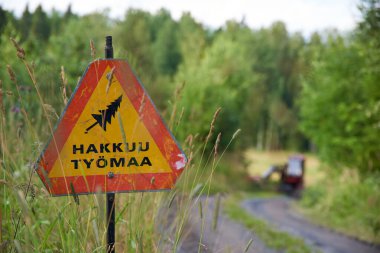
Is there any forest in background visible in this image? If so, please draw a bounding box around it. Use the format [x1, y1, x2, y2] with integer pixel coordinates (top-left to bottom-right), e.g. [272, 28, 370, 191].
[0, 0, 379, 176]
[0, 1, 380, 250]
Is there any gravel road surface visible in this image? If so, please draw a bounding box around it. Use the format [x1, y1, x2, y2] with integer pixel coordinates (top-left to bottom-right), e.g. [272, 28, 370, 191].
[242, 197, 380, 253]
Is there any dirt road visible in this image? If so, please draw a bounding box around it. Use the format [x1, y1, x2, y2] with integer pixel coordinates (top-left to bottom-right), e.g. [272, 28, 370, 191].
[176, 196, 380, 253]
[241, 197, 380, 253]
[178, 197, 275, 253]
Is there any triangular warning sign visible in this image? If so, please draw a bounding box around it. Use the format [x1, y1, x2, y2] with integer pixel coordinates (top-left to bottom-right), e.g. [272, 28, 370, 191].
[36, 60, 187, 196]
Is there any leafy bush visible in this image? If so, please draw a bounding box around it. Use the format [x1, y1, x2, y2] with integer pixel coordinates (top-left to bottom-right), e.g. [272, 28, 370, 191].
[301, 171, 380, 243]
[299, 2, 380, 174]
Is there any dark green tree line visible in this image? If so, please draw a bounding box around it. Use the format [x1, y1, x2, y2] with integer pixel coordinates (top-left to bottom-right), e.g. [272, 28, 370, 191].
[0, 1, 378, 175]
[299, 0, 380, 174]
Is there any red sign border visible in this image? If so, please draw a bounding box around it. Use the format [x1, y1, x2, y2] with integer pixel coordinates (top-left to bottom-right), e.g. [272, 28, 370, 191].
[36, 59, 187, 196]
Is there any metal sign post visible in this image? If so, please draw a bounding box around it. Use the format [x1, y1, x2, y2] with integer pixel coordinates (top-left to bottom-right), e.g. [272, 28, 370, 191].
[106, 191, 115, 253]
[105, 36, 116, 253]
[36, 35, 187, 253]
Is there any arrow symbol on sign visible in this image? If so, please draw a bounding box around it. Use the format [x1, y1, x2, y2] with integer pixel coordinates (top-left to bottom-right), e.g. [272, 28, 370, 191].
[85, 95, 123, 133]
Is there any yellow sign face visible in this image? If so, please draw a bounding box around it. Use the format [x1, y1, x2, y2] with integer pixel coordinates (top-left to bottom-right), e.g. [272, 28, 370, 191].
[37, 59, 186, 195]
[49, 66, 171, 178]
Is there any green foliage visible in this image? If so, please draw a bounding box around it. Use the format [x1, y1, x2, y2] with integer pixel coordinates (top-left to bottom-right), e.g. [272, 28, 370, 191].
[177, 13, 207, 65]
[1, 2, 378, 160]
[225, 194, 313, 253]
[193, 153, 254, 194]
[175, 21, 258, 146]
[299, 31, 380, 173]
[358, 0, 380, 46]
[0, 6, 8, 35]
[115, 9, 153, 77]
[19, 5, 32, 41]
[249, 23, 307, 150]
[0, 1, 380, 250]
[297, 2, 380, 241]
[31, 5, 51, 42]
[0, 1, 378, 164]
[0, 4, 313, 152]
[301, 171, 380, 243]
[152, 18, 181, 76]
[298, 1, 380, 174]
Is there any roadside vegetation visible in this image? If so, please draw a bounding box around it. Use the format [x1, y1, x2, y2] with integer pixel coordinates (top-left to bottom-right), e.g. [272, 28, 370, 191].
[244, 150, 380, 244]
[1, 0, 380, 251]
[224, 193, 315, 253]
[0, 33, 230, 253]
[300, 170, 380, 244]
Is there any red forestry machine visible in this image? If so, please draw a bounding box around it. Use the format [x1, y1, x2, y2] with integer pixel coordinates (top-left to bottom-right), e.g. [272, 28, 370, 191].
[254, 155, 305, 196]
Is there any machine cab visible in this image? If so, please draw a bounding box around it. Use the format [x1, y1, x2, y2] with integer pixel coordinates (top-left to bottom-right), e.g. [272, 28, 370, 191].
[281, 155, 305, 193]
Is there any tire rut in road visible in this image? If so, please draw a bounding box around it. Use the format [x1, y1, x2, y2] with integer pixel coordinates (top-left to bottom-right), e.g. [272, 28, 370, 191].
[179, 196, 277, 253]
[241, 197, 380, 253]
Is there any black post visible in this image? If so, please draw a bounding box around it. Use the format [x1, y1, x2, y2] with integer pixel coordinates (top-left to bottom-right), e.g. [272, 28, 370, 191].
[105, 36, 113, 59]
[106, 192, 115, 253]
[105, 35, 115, 253]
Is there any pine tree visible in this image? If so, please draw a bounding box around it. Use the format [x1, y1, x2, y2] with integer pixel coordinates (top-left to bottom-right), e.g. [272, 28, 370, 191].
[19, 4, 32, 41]
[85, 95, 123, 133]
[31, 5, 51, 42]
[64, 4, 74, 22]
[0, 6, 7, 35]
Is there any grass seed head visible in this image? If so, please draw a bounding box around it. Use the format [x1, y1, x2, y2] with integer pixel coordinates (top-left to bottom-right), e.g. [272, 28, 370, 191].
[60, 66, 68, 105]
[43, 104, 58, 119]
[185, 134, 194, 151]
[232, 128, 241, 140]
[187, 151, 193, 167]
[90, 39, 96, 59]
[10, 37, 25, 60]
[214, 132, 221, 158]
[206, 107, 222, 143]
[174, 81, 185, 99]
[6, 65, 16, 83]
[176, 107, 184, 127]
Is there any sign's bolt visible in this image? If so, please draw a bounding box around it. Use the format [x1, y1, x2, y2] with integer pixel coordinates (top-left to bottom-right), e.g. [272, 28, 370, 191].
[108, 172, 114, 179]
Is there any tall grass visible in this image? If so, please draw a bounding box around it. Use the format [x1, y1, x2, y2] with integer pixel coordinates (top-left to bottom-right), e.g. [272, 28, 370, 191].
[300, 169, 380, 244]
[0, 38, 238, 252]
[224, 194, 314, 253]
